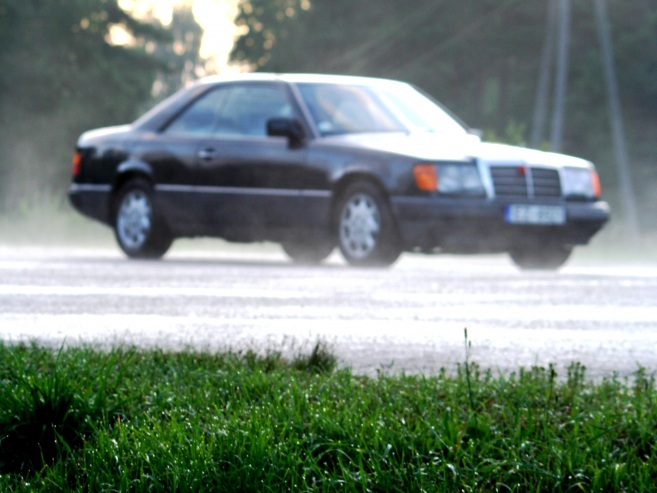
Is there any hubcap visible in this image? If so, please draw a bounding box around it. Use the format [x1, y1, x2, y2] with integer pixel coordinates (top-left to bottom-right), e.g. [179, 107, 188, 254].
[117, 190, 152, 250]
[339, 193, 380, 258]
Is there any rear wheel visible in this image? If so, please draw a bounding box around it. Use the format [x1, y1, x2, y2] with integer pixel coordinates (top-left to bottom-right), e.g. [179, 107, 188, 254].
[335, 182, 401, 267]
[281, 237, 334, 265]
[113, 179, 172, 259]
[509, 244, 572, 270]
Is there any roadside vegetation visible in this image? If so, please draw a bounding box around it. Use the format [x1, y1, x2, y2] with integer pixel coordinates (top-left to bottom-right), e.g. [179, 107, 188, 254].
[1, 339, 655, 492]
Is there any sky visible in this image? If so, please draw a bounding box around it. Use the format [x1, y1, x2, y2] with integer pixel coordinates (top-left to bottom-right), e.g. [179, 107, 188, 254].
[117, 0, 240, 73]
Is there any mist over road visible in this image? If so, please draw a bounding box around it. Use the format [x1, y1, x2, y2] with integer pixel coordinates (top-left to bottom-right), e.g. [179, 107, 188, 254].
[1, 246, 656, 379]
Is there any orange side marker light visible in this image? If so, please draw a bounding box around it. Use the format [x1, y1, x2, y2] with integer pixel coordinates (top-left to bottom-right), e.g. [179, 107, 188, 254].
[414, 164, 438, 191]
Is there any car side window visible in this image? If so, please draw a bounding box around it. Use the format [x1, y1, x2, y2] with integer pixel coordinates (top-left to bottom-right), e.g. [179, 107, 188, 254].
[221, 85, 294, 136]
[165, 83, 294, 137]
[298, 83, 403, 135]
[165, 87, 232, 136]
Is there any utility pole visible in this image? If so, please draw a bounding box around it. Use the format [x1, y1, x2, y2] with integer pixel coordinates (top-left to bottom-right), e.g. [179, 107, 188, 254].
[531, 0, 641, 243]
[530, 0, 557, 148]
[594, 0, 641, 243]
[550, 0, 570, 153]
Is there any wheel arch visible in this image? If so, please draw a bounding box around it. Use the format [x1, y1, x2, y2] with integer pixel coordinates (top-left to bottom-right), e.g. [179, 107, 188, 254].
[332, 172, 389, 207]
[331, 172, 400, 226]
[109, 161, 155, 218]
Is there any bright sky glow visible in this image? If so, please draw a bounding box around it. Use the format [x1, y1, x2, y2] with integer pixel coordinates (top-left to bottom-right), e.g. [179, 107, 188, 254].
[116, 0, 240, 74]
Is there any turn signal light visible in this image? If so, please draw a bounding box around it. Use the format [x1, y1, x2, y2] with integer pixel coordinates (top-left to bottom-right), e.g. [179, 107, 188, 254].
[414, 164, 437, 191]
[72, 151, 82, 177]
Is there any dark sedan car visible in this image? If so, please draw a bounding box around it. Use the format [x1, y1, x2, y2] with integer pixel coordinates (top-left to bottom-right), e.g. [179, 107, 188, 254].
[69, 73, 609, 269]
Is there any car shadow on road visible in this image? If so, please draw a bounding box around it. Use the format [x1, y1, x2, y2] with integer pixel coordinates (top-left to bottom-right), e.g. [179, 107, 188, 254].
[57, 253, 352, 270]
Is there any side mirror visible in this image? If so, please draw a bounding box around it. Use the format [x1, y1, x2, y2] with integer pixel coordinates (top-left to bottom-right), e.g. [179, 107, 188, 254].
[267, 118, 305, 148]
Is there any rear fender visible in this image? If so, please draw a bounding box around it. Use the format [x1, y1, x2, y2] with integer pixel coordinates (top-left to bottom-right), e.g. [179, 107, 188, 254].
[113, 160, 154, 193]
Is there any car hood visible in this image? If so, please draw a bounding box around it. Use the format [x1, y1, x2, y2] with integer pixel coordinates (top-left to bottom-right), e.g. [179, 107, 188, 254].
[321, 132, 591, 169]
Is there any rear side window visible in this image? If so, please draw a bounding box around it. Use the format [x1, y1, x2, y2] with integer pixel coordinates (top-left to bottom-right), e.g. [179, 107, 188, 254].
[164, 83, 294, 137]
[165, 87, 231, 135]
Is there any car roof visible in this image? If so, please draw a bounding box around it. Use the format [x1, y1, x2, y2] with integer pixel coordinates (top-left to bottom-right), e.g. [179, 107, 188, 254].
[193, 73, 406, 88]
[134, 73, 404, 131]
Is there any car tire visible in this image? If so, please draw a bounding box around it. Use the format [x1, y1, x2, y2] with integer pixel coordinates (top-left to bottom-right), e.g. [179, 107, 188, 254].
[509, 244, 572, 271]
[281, 237, 334, 265]
[335, 181, 401, 267]
[113, 179, 173, 259]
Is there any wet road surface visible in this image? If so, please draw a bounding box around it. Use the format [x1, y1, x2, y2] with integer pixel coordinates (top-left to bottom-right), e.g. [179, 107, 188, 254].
[1, 246, 656, 379]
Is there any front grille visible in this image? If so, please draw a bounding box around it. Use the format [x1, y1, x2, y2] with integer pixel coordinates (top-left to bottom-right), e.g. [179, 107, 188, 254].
[490, 167, 528, 196]
[531, 167, 561, 197]
[491, 166, 561, 198]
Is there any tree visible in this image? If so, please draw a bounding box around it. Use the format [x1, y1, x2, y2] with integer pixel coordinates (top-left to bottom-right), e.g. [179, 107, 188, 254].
[0, 0, 202, 212]
[151, 5, 206, 101]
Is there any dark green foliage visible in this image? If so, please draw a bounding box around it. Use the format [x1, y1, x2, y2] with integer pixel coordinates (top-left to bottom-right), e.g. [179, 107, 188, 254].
[0, 344, 131, 477]
[291, 340, 337, 374]
[0, 342, 656, 491]
[0, 0, 202, 213]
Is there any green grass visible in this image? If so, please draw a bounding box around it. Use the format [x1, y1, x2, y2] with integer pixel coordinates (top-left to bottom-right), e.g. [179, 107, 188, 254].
[0, 341, 655, 492]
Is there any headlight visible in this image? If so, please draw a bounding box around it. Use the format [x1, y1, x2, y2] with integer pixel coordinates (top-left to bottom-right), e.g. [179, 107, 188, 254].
[414, 163, 485, 196]
[562, 165, 601, 199]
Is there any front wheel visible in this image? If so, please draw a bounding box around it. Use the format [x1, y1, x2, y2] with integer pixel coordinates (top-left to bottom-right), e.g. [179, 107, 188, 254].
[335, 182, 401, 267]
[509, 244, 572, 271]
[113, 179, 172, 259]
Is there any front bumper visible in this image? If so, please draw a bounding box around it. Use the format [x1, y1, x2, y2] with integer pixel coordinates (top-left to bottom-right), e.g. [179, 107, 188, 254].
[391, 195, 610, 253]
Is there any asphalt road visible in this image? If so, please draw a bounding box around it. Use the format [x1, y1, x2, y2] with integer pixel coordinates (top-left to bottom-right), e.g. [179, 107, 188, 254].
[1, 245, 656, 380]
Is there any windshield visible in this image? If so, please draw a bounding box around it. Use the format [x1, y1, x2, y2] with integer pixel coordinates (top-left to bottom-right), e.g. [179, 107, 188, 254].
[296, 81, 467, 137]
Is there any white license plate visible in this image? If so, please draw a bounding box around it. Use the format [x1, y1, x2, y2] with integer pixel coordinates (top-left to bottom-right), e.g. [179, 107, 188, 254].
[504, 204, 566, 225]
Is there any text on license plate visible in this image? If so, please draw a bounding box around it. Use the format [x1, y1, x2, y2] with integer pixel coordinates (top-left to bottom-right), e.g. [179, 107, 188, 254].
[504, 204, 566, 225]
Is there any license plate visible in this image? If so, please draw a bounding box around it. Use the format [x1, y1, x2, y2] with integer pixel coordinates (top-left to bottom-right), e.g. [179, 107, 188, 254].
[504, 204, 566, 225]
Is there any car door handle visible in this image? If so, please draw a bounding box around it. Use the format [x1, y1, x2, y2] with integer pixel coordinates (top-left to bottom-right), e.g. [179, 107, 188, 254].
[197, 148, 218, 161]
